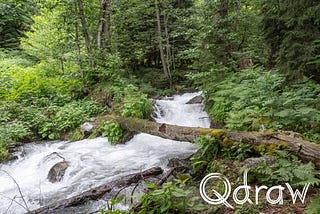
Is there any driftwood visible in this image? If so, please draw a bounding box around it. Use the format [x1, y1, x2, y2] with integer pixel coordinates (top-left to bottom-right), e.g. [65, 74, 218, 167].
[30, 167, 163, 214]
[96, 115, 320, 168]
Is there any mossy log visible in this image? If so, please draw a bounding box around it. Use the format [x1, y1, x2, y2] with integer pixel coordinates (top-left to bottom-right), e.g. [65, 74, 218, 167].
[97, 115, 320, 168]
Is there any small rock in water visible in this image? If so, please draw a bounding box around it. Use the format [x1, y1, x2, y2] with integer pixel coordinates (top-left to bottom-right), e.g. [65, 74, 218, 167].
[47, 161, 69, 183]
[81, 122, 94, 134]
[186, 95, 203, 104]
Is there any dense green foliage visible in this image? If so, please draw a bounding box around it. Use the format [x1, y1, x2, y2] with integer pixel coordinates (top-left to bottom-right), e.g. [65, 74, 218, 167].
[100, 121, 123, 144]
[137, 179, 207, 214]
[248, 152, 320, 188]
[0, 0, 35, 48]
[261, 0, 320, 81]
[199, 68, 320, 141]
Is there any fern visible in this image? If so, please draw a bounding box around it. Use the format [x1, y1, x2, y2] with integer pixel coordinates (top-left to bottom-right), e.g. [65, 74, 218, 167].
[250, 152, 320, 187]
[200, 67, 320, 142]
[305, 197, 320, 214]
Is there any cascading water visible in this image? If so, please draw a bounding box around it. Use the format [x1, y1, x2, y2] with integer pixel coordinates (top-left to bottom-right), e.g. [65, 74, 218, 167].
[0, 92, 210, 213]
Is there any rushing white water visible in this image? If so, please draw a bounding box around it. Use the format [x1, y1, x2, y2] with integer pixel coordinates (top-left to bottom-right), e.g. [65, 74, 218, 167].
[0, 92, 210, 213]
[154, 92, 210, 127]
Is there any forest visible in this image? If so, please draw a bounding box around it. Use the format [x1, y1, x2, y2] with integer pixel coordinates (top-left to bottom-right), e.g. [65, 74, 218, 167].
[0, 0, 320, 213]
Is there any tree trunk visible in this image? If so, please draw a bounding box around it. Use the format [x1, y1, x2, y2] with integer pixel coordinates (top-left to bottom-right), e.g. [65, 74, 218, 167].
[75, 18, 87, 87]
[73, 5, 86, 86]
[30, 167, 163, 214]
[164, 13, 172, 75]
[97, 0, 111, 50]
[96, 115, 320, 169]
[76, 0, 94, 68]
[220, 0, 229, 19]
[155, 0, 172, 87]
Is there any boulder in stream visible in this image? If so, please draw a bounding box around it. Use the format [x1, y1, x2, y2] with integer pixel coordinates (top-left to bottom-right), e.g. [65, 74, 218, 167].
[47, 161, 69, 183]
[186, 95, 203, 104]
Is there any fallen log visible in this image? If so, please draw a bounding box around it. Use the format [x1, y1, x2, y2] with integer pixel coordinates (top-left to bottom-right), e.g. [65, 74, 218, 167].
[30, 167, 163, 214]
[96, 115, 320, 168]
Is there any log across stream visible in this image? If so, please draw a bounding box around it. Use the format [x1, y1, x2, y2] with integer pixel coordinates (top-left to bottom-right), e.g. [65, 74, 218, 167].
[0, 92, 210, 213]
[98, 115, 320, 168]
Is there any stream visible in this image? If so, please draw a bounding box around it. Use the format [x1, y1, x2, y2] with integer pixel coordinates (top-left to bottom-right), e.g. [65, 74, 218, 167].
[0, 92, 210, 213]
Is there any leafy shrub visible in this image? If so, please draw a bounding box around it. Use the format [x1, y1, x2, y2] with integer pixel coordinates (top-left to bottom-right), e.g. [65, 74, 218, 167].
[0, 122, 31, 161]
[192, 135, 254, 173]
[201, 67, 320, 141]
[121, 95, 152, 119]
[39, 100, 102, 139]
[101, 121, 123, 144]
[0, 61, 79, 106]
[192, 136, 221, 173]
[111, 83, 153, 119]
[194, 135, 221, 161]
[0, 122, 31, 142]
[55, 100, 100, 130]
[221, 141, 253, 161]
[95, 53, 123, 81]
[138, 179, 207, 213]
[247, 152, 320, 187]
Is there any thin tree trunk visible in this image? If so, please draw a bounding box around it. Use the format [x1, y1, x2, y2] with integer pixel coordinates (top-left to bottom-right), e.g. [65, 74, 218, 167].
[97, 0, 105, 49]
[220, 0, 229, 19]
[73, 4, 86, 86]
[97, 0, 111, 50]
[235, 0, 240, 31]
[76, 0, 94, 68]
[60, 59, 64, 72]
[164, 13, 172, 76]
[172, 41, 176, 70]
[103, 0, 111, 49]
[155, 0, 172, 87]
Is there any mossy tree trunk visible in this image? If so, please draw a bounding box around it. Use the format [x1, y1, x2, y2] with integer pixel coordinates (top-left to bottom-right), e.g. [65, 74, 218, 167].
[97, 115, 320, 169]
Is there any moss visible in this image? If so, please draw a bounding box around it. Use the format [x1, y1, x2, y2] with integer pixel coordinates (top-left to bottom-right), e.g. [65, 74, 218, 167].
[221, 137, 234, 147]
[254, 142, 288, 155]
[197, 128, 226, 139]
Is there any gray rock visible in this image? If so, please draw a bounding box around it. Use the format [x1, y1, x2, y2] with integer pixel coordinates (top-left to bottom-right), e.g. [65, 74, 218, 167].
[80, 122, 94, 134]
[243, 156, 276, 168]
[47, 161, 69, 183]
[186, 95, 203, 104]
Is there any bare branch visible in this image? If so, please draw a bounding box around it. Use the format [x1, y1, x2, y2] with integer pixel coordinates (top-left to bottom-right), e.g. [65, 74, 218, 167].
[0, 193, 29, 212]
[0, 170, 30, 212]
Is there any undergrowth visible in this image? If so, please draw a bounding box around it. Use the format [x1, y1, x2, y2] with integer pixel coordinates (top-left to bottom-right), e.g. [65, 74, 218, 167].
[200, 67, 320, 142]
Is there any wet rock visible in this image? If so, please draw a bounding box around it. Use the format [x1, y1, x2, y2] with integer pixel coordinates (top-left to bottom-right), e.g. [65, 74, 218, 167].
[7, 142, 24, 153]
[47, 161, 69, 183]
[163, 96, 174, 100]
[167, 158, 192, 172]
[80, 122, 94, 134]
[243, 156, 276, 168]
[186, 95, 203, 104]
